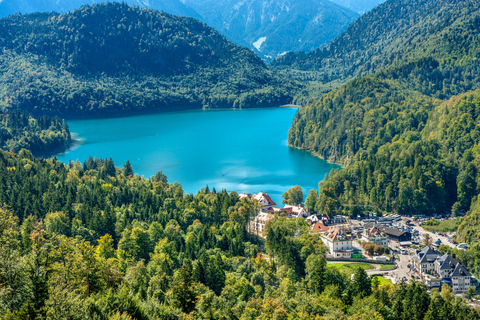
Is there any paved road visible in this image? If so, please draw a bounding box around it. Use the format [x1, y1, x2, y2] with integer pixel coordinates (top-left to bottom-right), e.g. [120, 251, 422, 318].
[410, 222, 456, 249]
[375, 252, 414, 284]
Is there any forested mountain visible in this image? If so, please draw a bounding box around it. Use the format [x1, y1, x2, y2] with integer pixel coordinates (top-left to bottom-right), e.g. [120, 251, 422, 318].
[182, 0, 359, 60]
[272, 0, 480, 86]
[328, 0, 386, 14]
[0, 109, 71, 156]
[286, 0, 480, 222]
[1, 149, 479, 319]
[0, 3, 299, 118]
[0, 0, 359, 61]
[0, 0, 202, 20]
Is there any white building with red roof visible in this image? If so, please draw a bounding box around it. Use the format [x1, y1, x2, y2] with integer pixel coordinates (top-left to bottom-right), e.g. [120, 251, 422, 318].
[361, 227, 388, 247]
[321, 227, 356, 258]
[252, 192, 277, 210]
[282, 204, 308, 218]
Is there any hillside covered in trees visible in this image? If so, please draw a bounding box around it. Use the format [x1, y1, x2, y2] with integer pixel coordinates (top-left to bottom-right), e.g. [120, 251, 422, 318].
[0, 149, 478, 319]
[272, 0, 480, 100]
[285, 0, 480, 229]
[280, 0, 480, 288]
[0, 2, 299, 118]
[0, 109, 71, 156]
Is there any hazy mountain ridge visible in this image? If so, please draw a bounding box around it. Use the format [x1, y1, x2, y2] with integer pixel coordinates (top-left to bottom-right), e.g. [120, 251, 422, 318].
[328, 0, 386, 14]
[0, 0, 360, 60]
[0, 3, 299, 118]
[0, 0, 201, 19]
[180, 0, 360, 60]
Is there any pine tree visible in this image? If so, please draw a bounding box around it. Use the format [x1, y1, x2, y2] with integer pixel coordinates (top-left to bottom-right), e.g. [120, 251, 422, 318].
[122, 160, 133, 177]
[305, 254, 326, 295]
[172, 261, 197, 313]
[351, 267, 371, 298]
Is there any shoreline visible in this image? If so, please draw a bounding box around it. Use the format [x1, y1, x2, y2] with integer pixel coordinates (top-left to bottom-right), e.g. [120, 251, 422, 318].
[288, 143, 345, 169]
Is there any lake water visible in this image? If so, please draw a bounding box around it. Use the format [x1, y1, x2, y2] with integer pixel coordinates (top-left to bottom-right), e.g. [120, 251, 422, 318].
[57, 108, 340, 205]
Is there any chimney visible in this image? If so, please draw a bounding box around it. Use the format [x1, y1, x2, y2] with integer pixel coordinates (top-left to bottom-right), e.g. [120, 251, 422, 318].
[452, 253, 456, 259]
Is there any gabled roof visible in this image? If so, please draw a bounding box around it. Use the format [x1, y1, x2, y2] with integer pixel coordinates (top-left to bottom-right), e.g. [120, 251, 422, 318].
[311, 222, 329, 233]
[364, 222, 376, 229]
[436, 253, 459, 270]
[365, 227, 385, 237]
[419, 246, 437, 255]
[415, 246, 440, 263]
[255, 212, 275, 223]
[324, 227, 350, 241]
[254, 192, 277, 207]
[451, 263, 471, 278]
[378, 226, 407, 237]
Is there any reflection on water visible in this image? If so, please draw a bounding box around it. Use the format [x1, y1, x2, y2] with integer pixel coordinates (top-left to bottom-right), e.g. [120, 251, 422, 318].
[57, 108, 340, 204]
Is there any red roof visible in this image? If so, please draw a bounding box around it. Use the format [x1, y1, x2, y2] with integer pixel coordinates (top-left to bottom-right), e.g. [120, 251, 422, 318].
[311, 222, 330, 233]
[281, 207, 293, 214]
[263, 193, 276, 206]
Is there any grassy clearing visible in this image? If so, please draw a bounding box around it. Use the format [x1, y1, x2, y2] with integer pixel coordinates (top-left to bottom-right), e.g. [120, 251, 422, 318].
[380, 264, 395, 270]
[372, 276, 393, 287]
[327, 262, 374, 274]
[422, 218, 462, 233]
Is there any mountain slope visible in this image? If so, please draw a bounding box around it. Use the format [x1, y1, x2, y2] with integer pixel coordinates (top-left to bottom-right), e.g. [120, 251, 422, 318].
[183, 0, 359, 60]
[328, 0, 386, 14]
[0, 0, 202, 20]
[0, 0, 359, 61]
[272, 0, 480, 85]
[0, 3, 299, 118]
[285, 0, 480, 218]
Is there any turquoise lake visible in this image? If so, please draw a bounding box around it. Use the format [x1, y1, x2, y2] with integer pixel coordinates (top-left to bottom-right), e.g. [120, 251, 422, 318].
[57, 107, 339, 205]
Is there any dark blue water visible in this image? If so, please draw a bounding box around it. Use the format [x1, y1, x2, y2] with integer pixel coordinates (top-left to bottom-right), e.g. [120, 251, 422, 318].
[57, 108, 340, 205]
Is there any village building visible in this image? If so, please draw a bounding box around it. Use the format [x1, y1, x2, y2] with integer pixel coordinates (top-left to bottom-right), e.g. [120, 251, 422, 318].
[377, 226, 412, 242]
[326, 215, 348, 226]
[281, 204, 308, 218]
[434, 253, 459, 279]
[413, 247, 473, 293]
[253, 192, 277, 210]
[251, 212, 275, 235]
[321, 227, 357, 258]
[413, 246, 441, 274]
[311, 222, 330, 234]
[433, 253, 472, 292]
[306, 215, 319, 224]
[361, 227, 388, 247]
[239, 192, 277, 211]
[450, 263, 472, 293]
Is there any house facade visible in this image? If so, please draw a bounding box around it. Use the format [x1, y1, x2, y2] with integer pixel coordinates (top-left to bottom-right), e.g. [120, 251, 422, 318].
[415, 247, 473, 293]
[282, 204, 308, 218]
[451, 263, 472, 293]
[413, 246, 441, 274]
[253, 192, 277, 210]
[252, 212, 275, 235]
[361, 227, 388, 247]
[434, 253, 472, 293]
[239, 192, 277, 211]
[321, 227, 355, 258]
